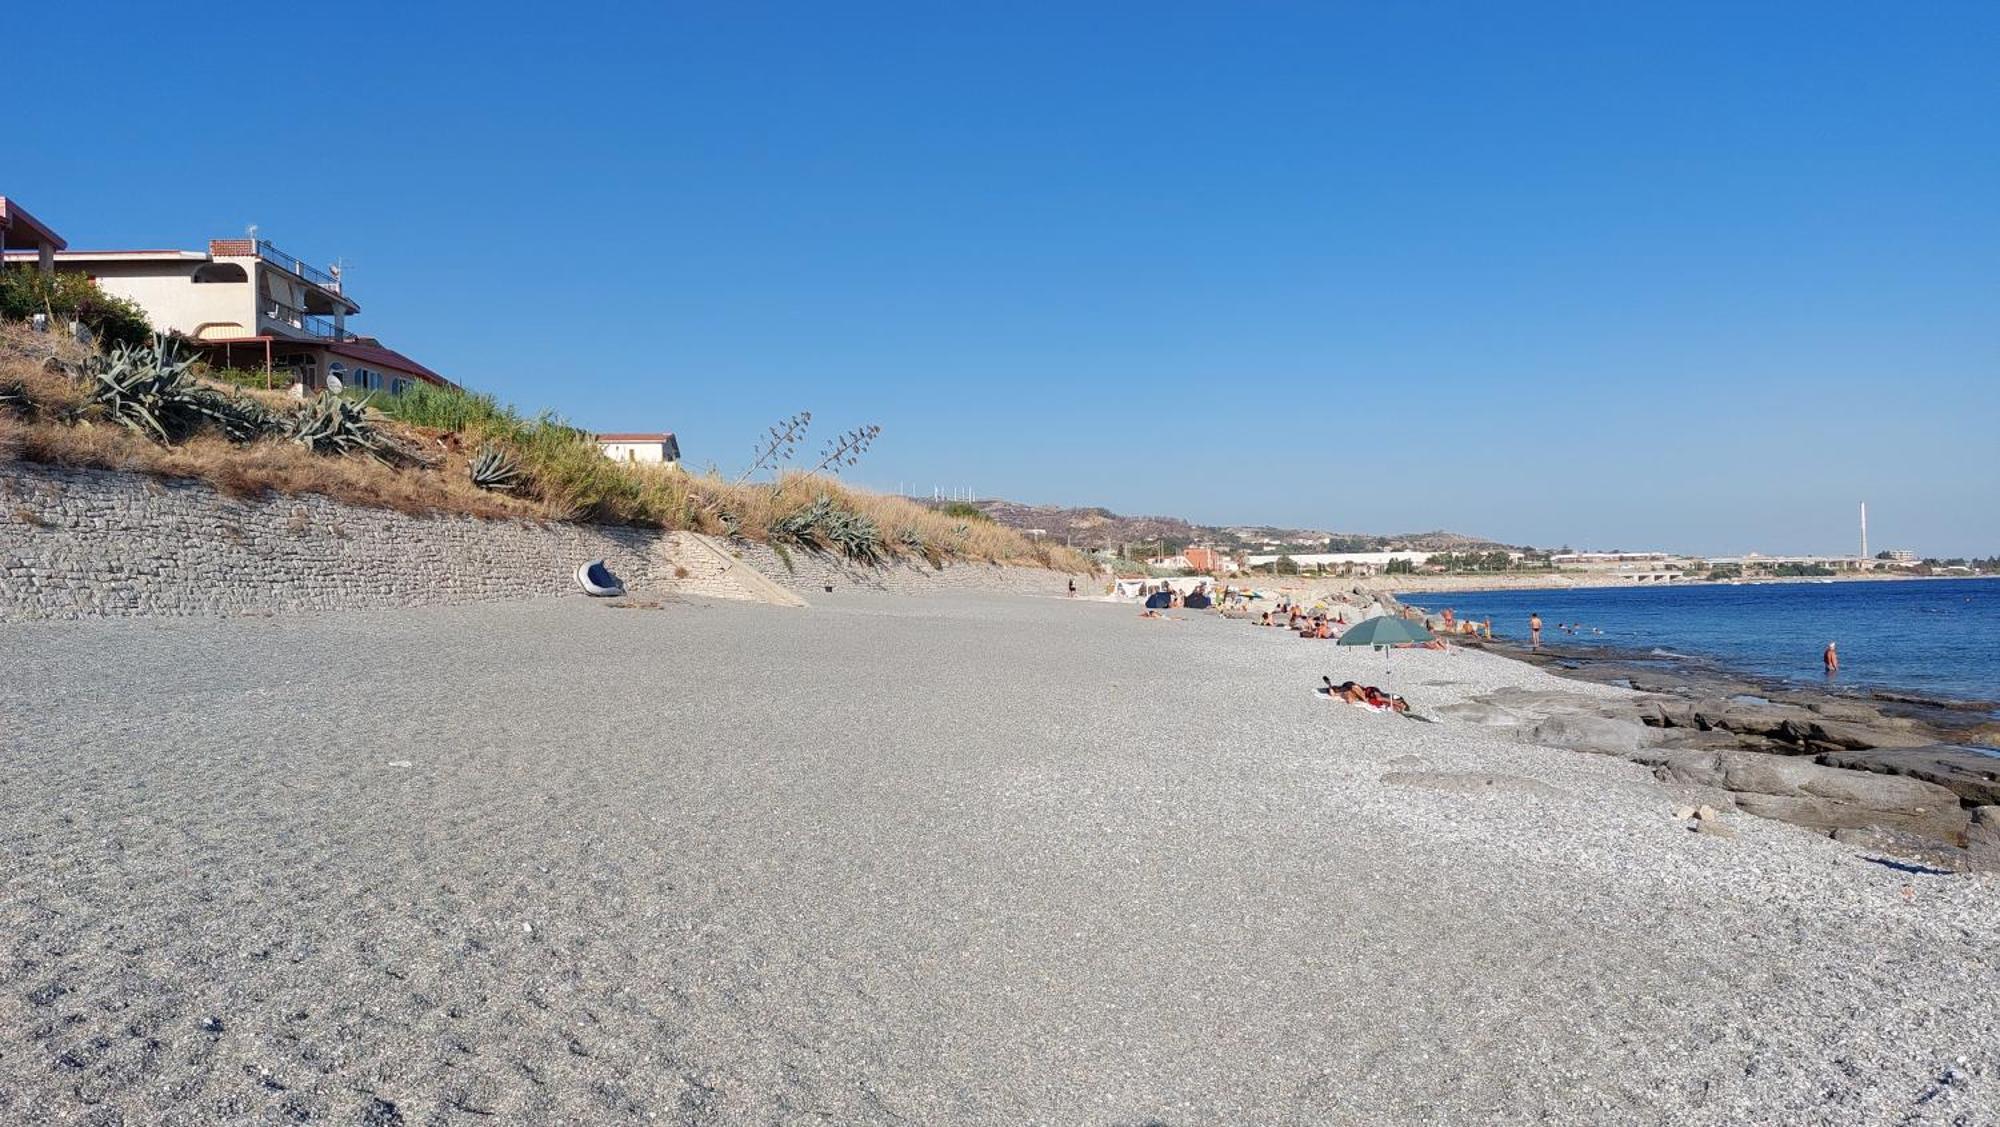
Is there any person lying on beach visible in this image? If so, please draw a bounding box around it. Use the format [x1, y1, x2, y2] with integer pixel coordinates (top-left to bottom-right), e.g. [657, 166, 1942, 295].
[1259, 610, 1276, 627]
[1319, 676, 1411, 712]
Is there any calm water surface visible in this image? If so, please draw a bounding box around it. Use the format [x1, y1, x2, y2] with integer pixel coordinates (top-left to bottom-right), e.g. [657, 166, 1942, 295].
[1397, 577, 2000, 704]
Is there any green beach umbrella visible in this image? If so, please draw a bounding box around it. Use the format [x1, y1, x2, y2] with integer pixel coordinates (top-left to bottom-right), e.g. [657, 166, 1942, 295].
[1337, 615, 1436, 649]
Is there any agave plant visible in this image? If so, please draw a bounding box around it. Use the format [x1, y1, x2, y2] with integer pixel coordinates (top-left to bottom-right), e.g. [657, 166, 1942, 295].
[69, 334, 276, 444]
[772, 493, 838, 549]
[770, 493, 882, 561]
[822, 507, 883, 562]
[286, 391, 407, 463]
[467, 443, 523, 492]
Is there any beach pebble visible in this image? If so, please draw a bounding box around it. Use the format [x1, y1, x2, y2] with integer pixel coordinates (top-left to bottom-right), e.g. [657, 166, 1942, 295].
[1695, 805, 1721, 822]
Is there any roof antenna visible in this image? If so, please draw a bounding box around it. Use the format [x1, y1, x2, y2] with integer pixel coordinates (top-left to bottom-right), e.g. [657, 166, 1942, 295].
[246, 223, 259, 240]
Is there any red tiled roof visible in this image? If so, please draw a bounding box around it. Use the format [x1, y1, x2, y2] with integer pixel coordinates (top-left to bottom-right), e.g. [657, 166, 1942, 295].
[321, 340, 456, 390]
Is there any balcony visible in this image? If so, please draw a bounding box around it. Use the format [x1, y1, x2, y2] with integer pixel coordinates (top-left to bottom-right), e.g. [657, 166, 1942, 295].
[255, 240, 340, 293]
[263, 301, 356, 341]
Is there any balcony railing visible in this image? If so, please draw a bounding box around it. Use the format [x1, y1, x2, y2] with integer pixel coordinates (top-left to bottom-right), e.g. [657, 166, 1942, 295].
[264, 302, 355, 341]
[255, 240, 340, 292]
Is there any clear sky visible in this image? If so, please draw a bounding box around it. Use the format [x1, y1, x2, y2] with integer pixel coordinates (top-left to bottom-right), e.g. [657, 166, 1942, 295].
[13, 2, 1997, 556]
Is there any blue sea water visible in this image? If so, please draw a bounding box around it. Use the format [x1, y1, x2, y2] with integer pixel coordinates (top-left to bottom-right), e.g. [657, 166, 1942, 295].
[1396, 577, 2000, 705]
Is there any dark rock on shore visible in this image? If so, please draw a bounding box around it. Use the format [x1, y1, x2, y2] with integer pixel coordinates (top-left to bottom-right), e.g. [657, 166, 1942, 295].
[1443, 656, 1997, 868]
[1816, 746, 2000, 807]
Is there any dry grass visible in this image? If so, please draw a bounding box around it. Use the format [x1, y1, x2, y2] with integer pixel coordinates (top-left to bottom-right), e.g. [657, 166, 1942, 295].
[0, 322, 1090, 571]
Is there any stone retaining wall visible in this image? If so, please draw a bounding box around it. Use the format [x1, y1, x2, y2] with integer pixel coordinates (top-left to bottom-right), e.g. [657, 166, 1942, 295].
[0, 464, 673, 619]
[0, 463, 1077, 618]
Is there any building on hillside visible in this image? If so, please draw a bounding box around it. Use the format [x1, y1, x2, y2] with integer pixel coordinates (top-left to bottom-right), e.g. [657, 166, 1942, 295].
[0, 197, 65, 273]
[596, 433, 680, 466]
[1182, 546, 1240, 574]
[1244, 551, 1433, 574]
[3, 235, 455, 392]
[1147, 553, 1194, 571]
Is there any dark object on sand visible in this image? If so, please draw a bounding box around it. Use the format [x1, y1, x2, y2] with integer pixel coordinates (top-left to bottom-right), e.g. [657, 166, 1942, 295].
[575, 560, 625, 598]
[1184, 592, 1213, 609]
[1338, 616, 1435, 649]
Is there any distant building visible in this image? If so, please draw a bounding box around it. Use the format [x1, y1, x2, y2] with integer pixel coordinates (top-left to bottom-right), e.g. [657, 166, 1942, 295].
[1182, 546, 1241, 574]
[1550, 551, 1671, 564]
[0, 197, 65, 273]
[597, 433, 680, 466]
[1245, 551, 1432, 573]
[1886, 549, 1918, 563]
[4, 234, 455, 393]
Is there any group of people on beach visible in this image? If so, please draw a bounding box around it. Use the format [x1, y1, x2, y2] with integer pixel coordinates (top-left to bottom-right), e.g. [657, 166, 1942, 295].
[1137, 581, 1217, 618]
[1423, 606, 1494, 641]
[1249, 600, 1346, 640]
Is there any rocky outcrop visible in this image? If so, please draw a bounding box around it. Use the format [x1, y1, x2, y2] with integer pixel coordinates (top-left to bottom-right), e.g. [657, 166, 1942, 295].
[1636, 697, 1934, 755]
[1651, 750, 1968, 836]
[1443, 678, 1994, 870]
[1816, 746, 2000, 807]
[1524, 714, 1653, 758]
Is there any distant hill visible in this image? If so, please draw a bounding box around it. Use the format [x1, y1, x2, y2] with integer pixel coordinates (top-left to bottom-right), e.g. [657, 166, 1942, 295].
[960, 499, 1514, 554]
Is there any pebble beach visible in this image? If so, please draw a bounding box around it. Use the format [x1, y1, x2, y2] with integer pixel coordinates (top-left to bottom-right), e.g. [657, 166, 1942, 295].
[3, 589, 1997, 1124]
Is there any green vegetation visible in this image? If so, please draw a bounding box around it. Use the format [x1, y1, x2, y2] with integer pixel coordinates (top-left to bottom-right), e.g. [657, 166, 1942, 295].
[286, 391, 417, 465]
[0, 265, 152, 350]
[940, 501, 989, 522]
[1430, 550, 1518, 573]
[0, 321, 1090, 573]
[202, 366, 298, 391]
[1771, 562, 1835, 577]
[1383, 557, 1419, 575]
[468, 444, 523, 492]
[70, 335, 272, 444]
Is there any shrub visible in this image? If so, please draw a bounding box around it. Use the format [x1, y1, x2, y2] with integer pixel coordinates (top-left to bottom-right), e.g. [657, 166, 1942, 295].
[940, 501, 989, 521]
[202, 366, 296, 392]
[1, 265, 152, 349]
[371, 382, 523, 437]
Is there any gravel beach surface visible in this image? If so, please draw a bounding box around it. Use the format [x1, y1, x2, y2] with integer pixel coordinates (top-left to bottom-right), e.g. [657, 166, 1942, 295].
[3, 591, 1997, 1125]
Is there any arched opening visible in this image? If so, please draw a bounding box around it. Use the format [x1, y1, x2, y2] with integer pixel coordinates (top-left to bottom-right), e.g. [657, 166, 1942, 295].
[192, 263, 249, 284]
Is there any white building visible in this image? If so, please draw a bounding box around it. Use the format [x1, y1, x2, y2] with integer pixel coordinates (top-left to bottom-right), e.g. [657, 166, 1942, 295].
[596, 432, 680, 466]
[1244, 551, 1433, 570]
[4, 234, 454, 393]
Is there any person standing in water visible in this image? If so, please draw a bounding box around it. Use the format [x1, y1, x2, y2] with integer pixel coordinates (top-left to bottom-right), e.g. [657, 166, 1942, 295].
[1529, 613, 1543, 649]
[1824, 641, 1839, 675]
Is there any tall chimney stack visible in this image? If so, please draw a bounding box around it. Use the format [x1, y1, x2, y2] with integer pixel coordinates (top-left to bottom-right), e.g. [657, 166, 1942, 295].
[1860, 501, 1868, 560]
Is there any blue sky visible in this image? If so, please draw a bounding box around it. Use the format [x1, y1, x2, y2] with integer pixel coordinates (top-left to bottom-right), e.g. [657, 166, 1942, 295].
[12, 2, 1997, 555]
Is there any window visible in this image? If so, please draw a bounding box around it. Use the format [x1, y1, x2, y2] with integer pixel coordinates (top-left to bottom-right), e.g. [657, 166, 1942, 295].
[389, 377, 410, 396]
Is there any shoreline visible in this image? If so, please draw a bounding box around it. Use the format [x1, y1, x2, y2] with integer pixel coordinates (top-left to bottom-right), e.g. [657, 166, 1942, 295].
[1390, 580, 2000, 723]
[1382, 570, 1987, 593]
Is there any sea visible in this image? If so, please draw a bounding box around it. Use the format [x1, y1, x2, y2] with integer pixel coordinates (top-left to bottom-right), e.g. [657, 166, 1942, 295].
[1395, 577, 2000, 707]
